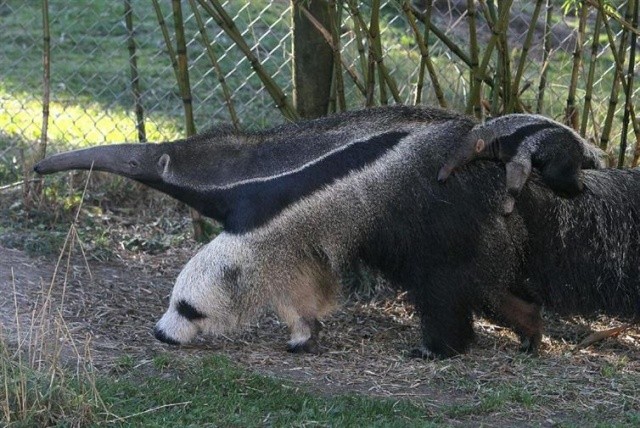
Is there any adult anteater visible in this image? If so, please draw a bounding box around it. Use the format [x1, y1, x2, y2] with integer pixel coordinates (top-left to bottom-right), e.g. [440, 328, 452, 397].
[153, 112, 640, 358]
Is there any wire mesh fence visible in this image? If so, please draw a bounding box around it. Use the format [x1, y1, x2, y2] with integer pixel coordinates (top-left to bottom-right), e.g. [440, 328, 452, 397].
[0, 0, 637, 187]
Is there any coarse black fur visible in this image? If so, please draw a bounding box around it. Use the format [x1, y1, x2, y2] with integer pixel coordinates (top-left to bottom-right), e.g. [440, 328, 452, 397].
[34, 106, 459, 234]
[154, 109, 639, 359]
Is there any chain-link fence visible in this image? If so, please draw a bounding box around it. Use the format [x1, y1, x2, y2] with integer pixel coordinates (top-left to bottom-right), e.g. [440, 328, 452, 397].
[0, 0, 636, 186]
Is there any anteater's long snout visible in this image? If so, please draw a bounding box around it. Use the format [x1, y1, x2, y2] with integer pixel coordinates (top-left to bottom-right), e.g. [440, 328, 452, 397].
[33, 144, 147, 176]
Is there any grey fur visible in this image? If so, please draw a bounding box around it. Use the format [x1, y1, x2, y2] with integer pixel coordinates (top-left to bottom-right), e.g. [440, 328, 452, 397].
[34, 105, 462, 233]
[437, 114, 606, 214]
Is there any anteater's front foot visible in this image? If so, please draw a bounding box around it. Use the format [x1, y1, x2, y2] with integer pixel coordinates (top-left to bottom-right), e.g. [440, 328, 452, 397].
[286, 318, 322, 354]
[408, 346, 438, 360]
[287, 338, 320, 354]
[518, 333, 541, 356]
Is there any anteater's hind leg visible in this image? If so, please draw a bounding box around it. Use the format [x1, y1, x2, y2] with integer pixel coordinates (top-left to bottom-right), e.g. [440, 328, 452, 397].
[503, 160, 532, 215]
[274, 264, 339, 354]
[493, 292, 543, 355]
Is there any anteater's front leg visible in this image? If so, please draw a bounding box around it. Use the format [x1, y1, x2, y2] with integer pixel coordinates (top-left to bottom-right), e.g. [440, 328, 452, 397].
[286, 316, 322, 354]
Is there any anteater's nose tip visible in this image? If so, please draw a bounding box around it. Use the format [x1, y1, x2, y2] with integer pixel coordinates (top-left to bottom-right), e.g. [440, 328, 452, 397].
[153, 325, 180, 346]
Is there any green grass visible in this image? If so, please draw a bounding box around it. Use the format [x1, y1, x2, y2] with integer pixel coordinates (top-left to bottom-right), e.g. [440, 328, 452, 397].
[2, 351, 435, 427]
[100, 355, 434, 427]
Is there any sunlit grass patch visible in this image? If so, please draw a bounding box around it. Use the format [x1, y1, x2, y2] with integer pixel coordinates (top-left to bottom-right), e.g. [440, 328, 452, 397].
[0, 87, 182, 151]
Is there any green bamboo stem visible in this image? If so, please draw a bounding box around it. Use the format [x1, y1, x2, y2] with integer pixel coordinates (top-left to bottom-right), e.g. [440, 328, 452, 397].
[497, 1, 512, 113]
[29, 0, 51, 205]
[171, 0, 195, 137]
[348, 2, 369, 89]
[172, 0, 207, 241]
[124, 0, 147, 142]
[621, 0, 638, 167]
[188, 0, 240, 129]
[403, 1, 446, 107]
[599, 0, 632, 153]
[510, 0, 544, 113]
[581, 10, 602, 138]
[370, 0, 388, 104]
[565, 2, 588, 129]
[467, 0, 480, 116]
[345, 0, 401, 103]
[468, 0, 513, 115]
[151, 0, 180, 83]
[406, 0, 426, 104]
[411, 5, 473, 68]
[585, 0, 640, 36]
[328, 0, 346, 111]
[197, 0, 299, 121]
[536, 0, 552, 113]
[39, 0, 50, 162]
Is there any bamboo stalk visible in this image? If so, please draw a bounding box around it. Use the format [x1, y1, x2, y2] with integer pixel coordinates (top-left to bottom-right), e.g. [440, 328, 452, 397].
[348, 2, 368, 89]
[621, 0, 638, 167]
[28, 0, 51, 207]
[328, 0, 346, 111]
[124, 0, 146, 142]
[581, 9, 602, 137]
[39, 0, 50, 161]
[188, 0, 240, 129]
[345, 0, 401, 103]
[197, 0, 299, 121]
[345, 0, 375, 105]
[370, 0, 387, 104]
[598, 0, 634, 154]
[406, 0, 426, 105]
[585, 0, 640, 36]
[497, 1, 512, 113]
[151, 0, 180, 82]
[468, 0, 513, 115]
[171, 0, 195, 137]
[536, 0, 553, 114]
[510, 0, 544, 113]
[171, 0, 207, 241]
[565, 1, 588, 130]
[467, 0, 480, 116]
[411, 5, 473, 68]
[403, 1, 446, 107]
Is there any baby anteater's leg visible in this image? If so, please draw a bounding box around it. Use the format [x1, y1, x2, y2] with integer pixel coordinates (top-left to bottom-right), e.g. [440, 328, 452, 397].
[540, 157, 583, 197]
[503, 160, 532, 214]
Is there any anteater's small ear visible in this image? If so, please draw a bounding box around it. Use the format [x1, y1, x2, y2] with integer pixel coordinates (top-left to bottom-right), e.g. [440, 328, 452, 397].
[475, 139, 485, 153]
[157, 153, 171, 176]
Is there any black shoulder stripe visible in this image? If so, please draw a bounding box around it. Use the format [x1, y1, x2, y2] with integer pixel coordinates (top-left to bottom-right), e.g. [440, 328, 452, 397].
[495, 123, 558, 159]
[224, 131, 408, 234]
[176, 299, 207, 321]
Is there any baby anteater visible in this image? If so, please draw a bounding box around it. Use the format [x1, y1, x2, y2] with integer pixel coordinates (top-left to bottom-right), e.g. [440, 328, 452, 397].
[437, 114, 605, 214]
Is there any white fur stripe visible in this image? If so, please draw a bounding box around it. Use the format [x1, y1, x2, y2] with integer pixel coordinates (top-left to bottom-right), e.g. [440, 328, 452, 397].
[195, 132, 392, 191]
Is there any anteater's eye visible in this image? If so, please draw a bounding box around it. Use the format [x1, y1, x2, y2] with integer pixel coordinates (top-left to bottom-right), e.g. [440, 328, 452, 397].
[129, 159, 139, 168]
[176, 300, 206, 321]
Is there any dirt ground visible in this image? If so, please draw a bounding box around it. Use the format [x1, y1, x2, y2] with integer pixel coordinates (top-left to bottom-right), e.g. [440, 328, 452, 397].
[1, 230, 639, 426]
